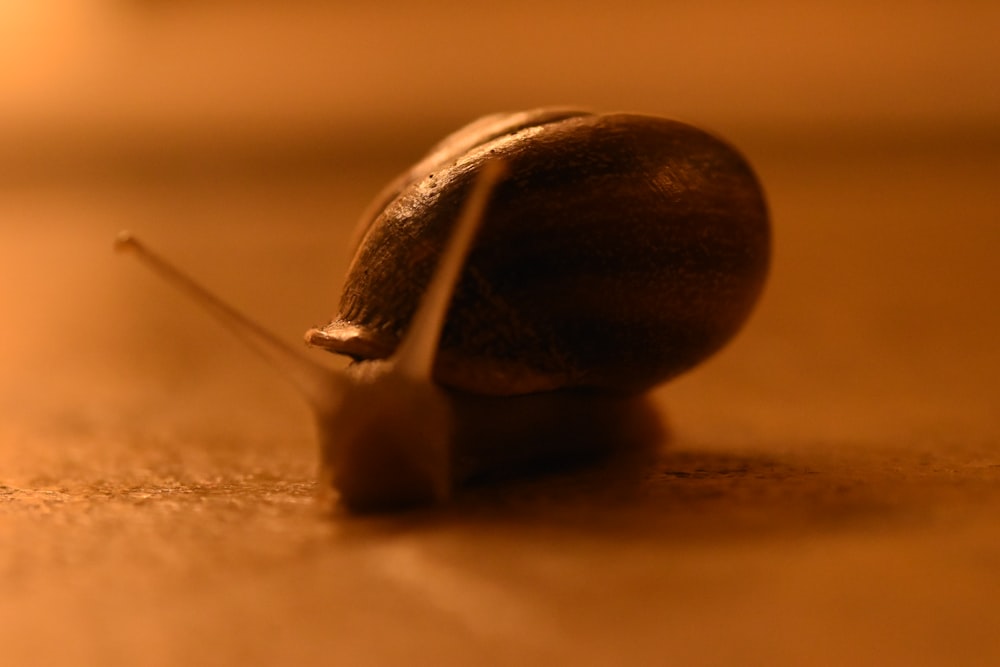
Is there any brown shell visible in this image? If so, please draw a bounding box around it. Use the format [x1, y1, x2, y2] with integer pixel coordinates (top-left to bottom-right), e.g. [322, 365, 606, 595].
[307, 109, 770, 396]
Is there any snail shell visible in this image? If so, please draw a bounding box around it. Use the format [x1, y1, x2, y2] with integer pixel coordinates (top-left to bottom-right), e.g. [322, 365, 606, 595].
[307, 109, 770, 397]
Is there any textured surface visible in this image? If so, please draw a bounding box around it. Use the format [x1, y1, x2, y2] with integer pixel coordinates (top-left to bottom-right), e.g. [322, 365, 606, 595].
[2, 136, 999, 666]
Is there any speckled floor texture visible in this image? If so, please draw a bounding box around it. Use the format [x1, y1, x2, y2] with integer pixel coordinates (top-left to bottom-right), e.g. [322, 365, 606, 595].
[2, 138, 998, 666]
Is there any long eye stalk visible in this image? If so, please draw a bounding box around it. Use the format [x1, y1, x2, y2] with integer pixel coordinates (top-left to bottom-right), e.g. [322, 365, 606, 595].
[392, 160, 507, 381]
[114, 232, 341, 409]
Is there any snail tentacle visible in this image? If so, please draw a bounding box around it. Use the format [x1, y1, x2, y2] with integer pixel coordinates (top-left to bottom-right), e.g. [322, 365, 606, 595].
[393, 159, 506, 381]
[311, 161, 507, 510]
[114, 231, 343, 411]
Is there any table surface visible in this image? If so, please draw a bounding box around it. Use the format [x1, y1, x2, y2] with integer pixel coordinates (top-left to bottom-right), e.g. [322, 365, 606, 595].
[1, 136, 999, 666]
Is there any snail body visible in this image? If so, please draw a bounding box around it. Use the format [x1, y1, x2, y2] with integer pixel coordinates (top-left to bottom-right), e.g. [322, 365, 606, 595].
[118, 109, 770, 512]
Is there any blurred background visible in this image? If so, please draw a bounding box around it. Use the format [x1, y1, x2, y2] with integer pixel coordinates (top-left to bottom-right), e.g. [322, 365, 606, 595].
[2, 0, 997, 421]
[2, 2, 999, 665]
[3, 1, 999, 139]
[2, 0, 997, 440]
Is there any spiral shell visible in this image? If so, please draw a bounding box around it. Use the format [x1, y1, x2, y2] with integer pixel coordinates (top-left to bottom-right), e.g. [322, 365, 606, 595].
[307, 109, 770, 396]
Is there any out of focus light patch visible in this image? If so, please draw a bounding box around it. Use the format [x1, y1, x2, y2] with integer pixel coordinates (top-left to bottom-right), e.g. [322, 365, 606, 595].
[0, 0, 118, 126]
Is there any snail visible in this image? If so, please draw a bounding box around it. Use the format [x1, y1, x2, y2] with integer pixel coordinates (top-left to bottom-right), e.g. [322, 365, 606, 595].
[117, 108, 770, 512]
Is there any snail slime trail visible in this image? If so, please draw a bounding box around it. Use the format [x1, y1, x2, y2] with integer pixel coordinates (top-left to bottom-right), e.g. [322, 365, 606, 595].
[118, 109, 770, 512]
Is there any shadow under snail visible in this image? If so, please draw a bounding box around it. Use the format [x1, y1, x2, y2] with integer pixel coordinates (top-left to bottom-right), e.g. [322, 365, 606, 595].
[117, 108, 770, 512]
